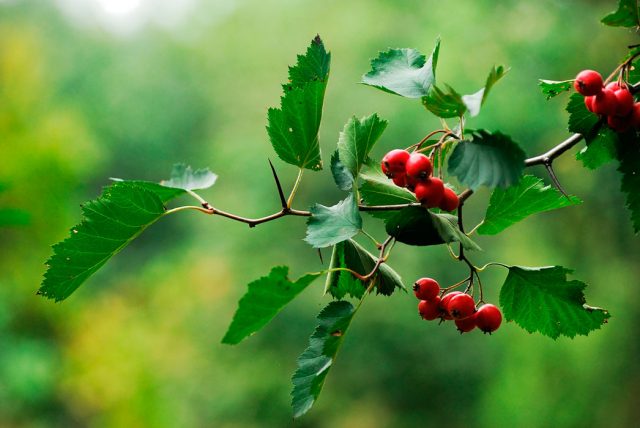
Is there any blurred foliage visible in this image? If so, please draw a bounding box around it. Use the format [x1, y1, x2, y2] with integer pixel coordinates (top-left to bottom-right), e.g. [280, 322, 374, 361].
[0, 0, 639, 426]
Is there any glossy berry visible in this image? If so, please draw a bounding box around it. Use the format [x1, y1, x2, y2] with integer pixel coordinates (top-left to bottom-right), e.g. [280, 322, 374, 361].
[413, 278, 440, 301]
[405, 153, 433, 181]
[584, 96, 595, 112]
[439, 187, 459, 212]
[592, 88, 617, 116]
[574, 70, 603, 96]
[438, 291, 463, 320]
[392, 173, 408, 188]
[381, 149, 410, 178]
[475, 304, 502, 334]
[606, 81, 622, 91]
[613, 88, 634, 116]
[632, 103, 640, 128]
[455, 315, 477, 333]
[418, 298, 441, 321]
[608, 114, 632, 133]
[447, 293, 476, 320]
[414, 177, 445, 208]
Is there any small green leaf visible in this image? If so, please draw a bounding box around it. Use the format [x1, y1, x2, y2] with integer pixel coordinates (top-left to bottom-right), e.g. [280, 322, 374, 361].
[160, 164, 217, 191]
[361, 39, 440, 98]
[617, 133, 640, 233]
[330, 151, 353, 191]
[337, 114, 388, 179]
[305, 193, 362, 248]
[359, 167, 415, 220]
[500, 266, 610, 339]
[291, 301, 356, 418]
[222, 266, 321, 345]
[601, 0, 640, 27]
[477, 175, 582, 235]
[422, 84, 466, 118]
[462, 65, 509, 116]
[448, 130, 525, 190]
[385, 206, 480, 250]
[0, 208, 30, 227]
[538, 80, 573, 100]
[267, 37, 331, 171]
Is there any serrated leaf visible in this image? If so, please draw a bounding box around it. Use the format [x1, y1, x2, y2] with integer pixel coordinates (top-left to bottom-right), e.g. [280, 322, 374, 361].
[159, 163, 217, 191]
[324, 242, 366, 300]
[462, 65, 509, 116]
[305, 193, 362, 248]
[337, 114, 388, 179]
[448, 130, 525, 190]
[538, 79, 573, 100]
[0, 208, 30, 227]
[39, 181, 184, 301]
[422, 84, 466, 118]
[330, 151, 353, 191]
[500, 266, 610, 339]
[291, 301, 356, 418]
[617, 133, 640, 233]
[222, 266, 320, 345]
[361, 39, 440, 98]
[359, 167, 416, 220]
[477, 175, 582, 235]
[385, 206, 480, 250]
[601, 0, 640, 27]
[267, 37, 330, 171]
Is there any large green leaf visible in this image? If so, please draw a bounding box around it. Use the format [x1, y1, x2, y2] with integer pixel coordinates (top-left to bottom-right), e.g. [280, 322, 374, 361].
[361, 39, 440, 98]
[337, 114, 388, 179]
[385, 206, 480, 250]
[477, 175, 582, 235]
[422, 84, 466, 118]
[538, 79, 573, 100]
[159, 163, 217, 191]
[267, 37, 331, 171]
[359, 167, 416, 220]
[39, 181, 185, 301]
[291, 301, 356, 418]
[447, 130, 525, 190]
[324, 243, 366, 300]
[500, 266, 610, 339]
[222, 266, 321, 345]
[330, 150, 354, 191]
[305, 193, 362, 248]
[601, 0, 640, 27]
[617, 133, 640, 233]
[461, 65, 509, 117]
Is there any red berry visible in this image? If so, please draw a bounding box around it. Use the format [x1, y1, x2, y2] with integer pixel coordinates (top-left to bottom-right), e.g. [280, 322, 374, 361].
[613, 88, 634, 116]
[455, 315, 477, 333]
[592, 88, 617, 116]
[447, 293, 476, 320]
[392, 173, 408, 187]
[632, 103, 640, 128]
[438, 291, 463, 320]
[419, 298, 441, 321]
[606, 81, 625, 91]
[475, 304, 502, 334]
[584, 96, 595, 112]
[381, 149, 410, 178]
[439, 187, 459, 212]
[574, 70, 603, 96]
[413, 278, 440, 301]
[414, 177, 445, 208]
[405, 153, 433, 181]
[608, 114, 632, 133]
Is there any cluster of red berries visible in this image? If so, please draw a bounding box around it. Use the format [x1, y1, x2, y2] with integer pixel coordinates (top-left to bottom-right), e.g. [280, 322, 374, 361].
[413, 278, 502, 334]
[574, 69, 640, 133]
[381, 149, 459, 211]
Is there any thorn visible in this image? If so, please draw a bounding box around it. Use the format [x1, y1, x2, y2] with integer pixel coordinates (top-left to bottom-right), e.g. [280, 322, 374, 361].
[317, 249, 324, 265]
[544, 162, 572, 201]
[268, 159, 288, 209]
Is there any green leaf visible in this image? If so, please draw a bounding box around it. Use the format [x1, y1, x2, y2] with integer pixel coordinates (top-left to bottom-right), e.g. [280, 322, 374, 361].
[447, 130, 525, 190]
[39, 181, 184, 301]
[385, 206, 480, 250]
[159, 163, 217, 191]
[222, 266, 321, 345]
[601, 0, 640, 27]
[361, 39, 440, 98]
[267, 37, 331, 171]
[359, 167, 416, 220]
[330, 151, 353, 191]
[0, 208, 30, 227]
[462, 65, 509, 116]
[617, 133, 640, 233]
[337, 114, 388, 179]
[500, 266, 610, 339]
[538, 79, 573, 100]
[477, 175, 582, 235]
[305, 193, 362, 248]
[291, 301, 356, 418]
[422, 84, 466, 118]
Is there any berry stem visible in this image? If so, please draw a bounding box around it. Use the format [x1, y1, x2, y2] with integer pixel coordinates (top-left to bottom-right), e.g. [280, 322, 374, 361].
[287, 168, 305, 208]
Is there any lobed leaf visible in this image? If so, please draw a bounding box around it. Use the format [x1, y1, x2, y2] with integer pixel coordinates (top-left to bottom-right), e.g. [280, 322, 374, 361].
[160, 163, 217, 191]
[500, 266, 610, 339]
[336, 114, 388, 180]
[462, 65, 509, 116]
[305, 193, 362, 248]
[477, 175, 582, 235]
[538, 80, 573, 100]
[330, 151, 354, 191]
[601, 0, 640, 27]
[222, 266, 321, 345]
[422, 84, 466, 118]
[359, 167, 416, 220]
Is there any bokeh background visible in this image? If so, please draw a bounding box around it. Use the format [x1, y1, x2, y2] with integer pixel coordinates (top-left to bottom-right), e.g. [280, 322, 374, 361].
[1, 0, 638, 426]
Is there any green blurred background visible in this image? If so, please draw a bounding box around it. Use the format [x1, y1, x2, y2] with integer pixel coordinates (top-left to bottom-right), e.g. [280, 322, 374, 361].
[1, 0, 638, 426]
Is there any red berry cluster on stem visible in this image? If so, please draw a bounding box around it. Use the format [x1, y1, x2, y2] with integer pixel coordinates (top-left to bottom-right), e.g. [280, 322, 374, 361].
[575, 69, 640, 132]
[414, 278, 502, 334]
[381, 150, 459, 211]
